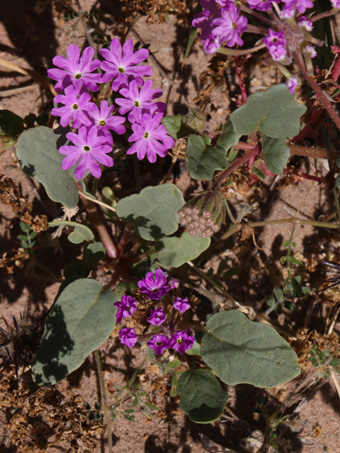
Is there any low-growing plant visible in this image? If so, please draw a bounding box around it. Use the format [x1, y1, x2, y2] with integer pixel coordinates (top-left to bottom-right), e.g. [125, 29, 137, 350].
[3, 0, 340, 451]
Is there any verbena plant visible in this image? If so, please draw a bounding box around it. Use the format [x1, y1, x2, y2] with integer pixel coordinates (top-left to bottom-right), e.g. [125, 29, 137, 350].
[2, 0, 340, 447]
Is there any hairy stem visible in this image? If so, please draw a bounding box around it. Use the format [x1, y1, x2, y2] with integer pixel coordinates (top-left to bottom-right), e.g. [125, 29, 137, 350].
[94, 350, 112, 453]
[292, 50, 340, 132]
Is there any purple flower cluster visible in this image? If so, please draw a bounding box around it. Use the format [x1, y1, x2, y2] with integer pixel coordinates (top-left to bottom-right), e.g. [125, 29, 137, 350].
[192, 1, 319, 94]
[48, 40, 174, 180]
[114, 269, 195, 355]
[192, 1, 248, 54]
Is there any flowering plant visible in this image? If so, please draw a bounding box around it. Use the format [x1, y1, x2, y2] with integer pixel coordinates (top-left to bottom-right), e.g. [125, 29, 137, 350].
[2, 1, 340, 451]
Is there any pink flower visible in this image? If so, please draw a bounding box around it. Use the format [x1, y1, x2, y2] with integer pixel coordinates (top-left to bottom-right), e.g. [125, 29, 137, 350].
[147, 334, 170, 355]
[119, 328, 138, 348]
[247, 0, 279, 11]
[87, 100, 126, 145]
[127, 113, 174, 163]
[169, 330, 195, 354]
[286, 76, 298, 94]
[147, 307, 167, 326]
[51, 85, 92, 128]
[59, 126, 113, 180]
[212, 4, 248, 48]
[116, 80, 165, 123]
[263, 29, 287, 61]
[173, 297, 190, 313]
[137, 269, 170, 300]
[48, 44, 101, 93]
[114, 295, 137, 323]
[100, 38, 153, 91]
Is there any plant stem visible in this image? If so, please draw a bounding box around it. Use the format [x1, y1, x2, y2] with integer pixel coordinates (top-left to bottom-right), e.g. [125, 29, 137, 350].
[240, 4, 275, 26]
[218, 43, 266, 56]
[292, 50, 340, 132]
[94, 350, 112, 453]
[289, 144, 340, 160]
[212, 147, 259, 190]
[311, 8, 339, 22]
[333, 186, 340, 225]
[79, 190, 118, 259]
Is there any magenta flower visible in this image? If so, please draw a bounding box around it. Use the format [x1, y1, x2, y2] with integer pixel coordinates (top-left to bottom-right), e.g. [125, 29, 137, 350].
[286, 76, 298, 94]
[87, 100, 126, 145]
[173, 297, 190, 313]
[169, 330, 195, 354]
[331, 0, 340, 8]
[282, 0, 313, 15]
[147, 334, 170, 355]
[59, 125, 113, 180]
[298, 16, 313, 32]
[119, 328, 138, 348]
[48, 44, 101, 93]
[247, 0, 279, 11]
[137, 268, 170, 300]
[262, 29, 287, 61]
[169, 278, 180, 289]
[100, 38, 153, 91]
[114, 295, 137, 323]
[51, 85, 92, 128]
[303, 45, 317, 58]
[192, 0, 223, 54]
[127, 113, 174, 163]
[116, 80, 165, 123]
[212, 4, 248, 48]
[147, 307, 166, 326]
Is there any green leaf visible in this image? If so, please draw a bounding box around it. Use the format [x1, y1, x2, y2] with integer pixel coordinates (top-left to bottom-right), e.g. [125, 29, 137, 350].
[116, 184, 185, 241]
[201, 310, 300, 388]
[156, 233, 210, 268]
[288, 256, 304, 267]
[83, 242, 106, 266]
[162, 115, 191, 139]
[182, 27, 197, 67]
[186, 134, 227, 180]
[16, 126, 79, 208]
[216, 120, 241, 152]
[114, 281, 137, 300]
[230, 84, 307, 139]
[177, 369, 228, 423]
[262, 136, 290, 174]
[0, 110, 24, 136]
[48, 220, 94, 244]
[32, 279, 116, 385]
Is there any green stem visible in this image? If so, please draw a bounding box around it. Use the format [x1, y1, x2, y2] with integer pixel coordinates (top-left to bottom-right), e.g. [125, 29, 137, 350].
[217, 43, 266, 56]
[94, 350, 112, 453]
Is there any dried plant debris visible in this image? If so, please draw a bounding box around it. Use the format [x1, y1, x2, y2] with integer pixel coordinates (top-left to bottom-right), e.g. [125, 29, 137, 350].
[120, 0, 190, 24]
[0, 312, 43, 378]
[0, 376, 104, 451]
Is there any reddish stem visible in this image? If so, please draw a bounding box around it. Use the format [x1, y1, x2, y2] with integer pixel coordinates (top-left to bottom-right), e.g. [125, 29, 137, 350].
[289, 144, 340, 160]
[332, 55, 340, 82]
[234, 56, 247, 103]
[212, 147, 259, 190]
[79, 190, 118, 259]
[291, 106, 323, 143]
[292, 50, 340, 132]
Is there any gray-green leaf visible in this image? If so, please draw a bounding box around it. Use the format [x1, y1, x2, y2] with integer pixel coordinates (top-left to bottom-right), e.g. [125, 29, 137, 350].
[156, 233, 210, 267]
[177, 369, 228, 423]
[16, 126, 78, 208]
[230, 84, 306, 139]
[262, 136, 290, 174]
[116, 184, 184, 241]
[201, 310, 300, 388]
[186, 134, 227, 180]
[32, 279, 116, 385]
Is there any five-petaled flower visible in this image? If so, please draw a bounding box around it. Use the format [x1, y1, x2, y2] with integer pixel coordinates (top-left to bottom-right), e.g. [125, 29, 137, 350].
[51, 85, 92, 128]
[87, 100, 126, 145]
[48, 44, 101, 93]
[119, 327, 138, 348]
[137, 268, 170, 300]
[100, 38, 153, 91]
[173, 297, 190, 313]
[58, 126, 113, 180]
[127, 113, 175, 163]
[147, 334, 170, 355]
[147, 307, 167, 326]
[169, 330, 195, 354]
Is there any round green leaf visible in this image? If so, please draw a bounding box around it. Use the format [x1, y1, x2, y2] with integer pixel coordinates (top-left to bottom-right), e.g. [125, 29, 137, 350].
[177, 369, 228, 423]
[262, 136, 290, 174]
[201, 310, 300, 388]
[230, 84, 307, 139]
[186, 134, 227, 180]
[16, 126, 79, 208]
[32, 279, 116, 385]
[156, 233, 210, 268]
[216, 120, 241, 151]
[116, 184, 185, 241]
[83, 242, 106, 266]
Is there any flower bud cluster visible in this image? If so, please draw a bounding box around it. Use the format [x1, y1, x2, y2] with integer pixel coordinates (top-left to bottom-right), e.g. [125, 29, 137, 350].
[178, 190, 225, 237]
[114, 269, 195, 355]
[192, 1, 323, 94]
[48, 39, 174, 180]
